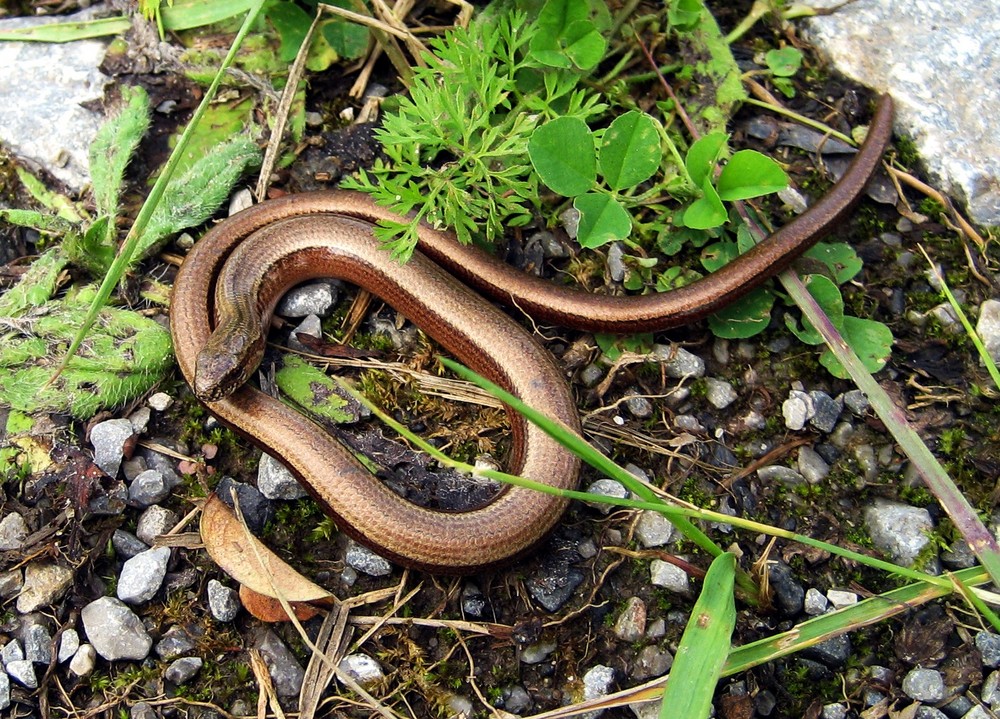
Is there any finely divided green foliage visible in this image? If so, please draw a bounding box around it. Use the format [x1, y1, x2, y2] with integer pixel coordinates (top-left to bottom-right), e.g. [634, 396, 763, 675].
[342, 0, 891, 369]
[342, 10, 606, 261]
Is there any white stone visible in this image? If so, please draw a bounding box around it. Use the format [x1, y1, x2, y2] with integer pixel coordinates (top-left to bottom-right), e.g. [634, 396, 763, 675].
[338, 653, 384, 687]
[0, 512, 29, 550]
[650, 560, 690, 594]
[826, 590, 859, 609]
[69, 644, 97, 677]
[802, 0, 1000, 225]
[0, 8, 110, 192]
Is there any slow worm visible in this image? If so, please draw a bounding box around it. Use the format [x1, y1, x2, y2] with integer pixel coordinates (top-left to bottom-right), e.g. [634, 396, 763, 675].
[171, 95, 893, 572]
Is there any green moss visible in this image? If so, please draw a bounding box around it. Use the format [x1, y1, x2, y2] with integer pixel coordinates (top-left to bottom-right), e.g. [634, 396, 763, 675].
[894, 133, 922, 168]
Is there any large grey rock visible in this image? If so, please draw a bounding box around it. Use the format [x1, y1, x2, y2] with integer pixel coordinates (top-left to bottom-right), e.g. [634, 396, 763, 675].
[802, 0, 1000, 225]
[0, 7, 110, 192]
[81, 596, 153, 661]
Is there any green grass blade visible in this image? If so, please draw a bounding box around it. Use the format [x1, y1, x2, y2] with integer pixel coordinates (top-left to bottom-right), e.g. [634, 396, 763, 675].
[0, 17, 130, 42]
[724, 566, 990, 673]
[918, 244, 1000, 391]
[436, 358, 726, 560]
[660, 552, 736, 719]
[0, 0, 256, 43]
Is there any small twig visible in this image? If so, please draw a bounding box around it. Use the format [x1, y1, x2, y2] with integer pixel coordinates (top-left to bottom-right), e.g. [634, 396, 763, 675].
[255, 5, 324, 200]
[888, 165, 988, 253]
[632, 27, 698, 139]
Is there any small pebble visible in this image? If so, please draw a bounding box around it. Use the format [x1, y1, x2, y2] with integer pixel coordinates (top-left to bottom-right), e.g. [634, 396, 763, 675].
[165, 656, 203, 685]
[652, 344, 705, 378]
[286, 314, 323, 353]
[650, 560, 689, 595]
[803, 588, 829, 615]
[977, 299, 1000, 364]
[865, 498, 938, 570]
[0, 512, 29, 551]
[23, 620, 52, 664]
[963, 704, 992, 719]
[0, 568, 23, 600]
[584, 479, 628, 514]
[17, 561, 74, 613]
[704, 377, 738, 409]
[797, 446, 830, 484]
[768, 562, 805, 616]
[783, 389, 815, 430]
[276, 282, 335, 318]
[1, 639, 24, 666]
[58, 629, 80, 663]
[802, 635, 851, 667]
[853, 444, 879, 482]
[254, 629, 305, 698]
[112, 529, 149, 559]
[757, 465, 806, 487]
[624, 392, 653, 419]
[977, 631, 1000, 668]
[148, 392, 173, 412]
[90, 418, 135, 477]
[207, 579, 241, 622]
[135, 505, 178, 545]
[117, 547, 171, 605]
[841, 389, 870, 416]
[81, 596, 153, 661]
[582, 664, 616, 703]
[579, 364, 604, 387]
[612, 597, 647, 642]
[674, 414, 705, 433]
[127, 469, 170, 507]
[635, 510, 674, 548]
[502, 685, 533, 714]
[808, 391, 842, 433]
[156, 626, 196, 660]
[902, 667, 945, 703]
[521, 640, 557, 664]
[338, 653, 384, 687]
[460, 584, 486, 618]
[131, 702, 157, 719]
[632, 645, 672, 680]
[6, 658, 37, 688]
[821, 703, 848, 719]
[826, 590, 858, 609]
[257, 453, 308, 500]
[345, 541, 393, 577]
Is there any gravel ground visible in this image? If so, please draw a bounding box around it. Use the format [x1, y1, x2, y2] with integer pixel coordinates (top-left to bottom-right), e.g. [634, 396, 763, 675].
[1, 2, 999, 719]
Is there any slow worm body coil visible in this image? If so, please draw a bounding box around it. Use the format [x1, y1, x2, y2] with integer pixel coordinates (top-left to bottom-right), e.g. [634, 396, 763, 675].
[171, 95, 893, 573]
